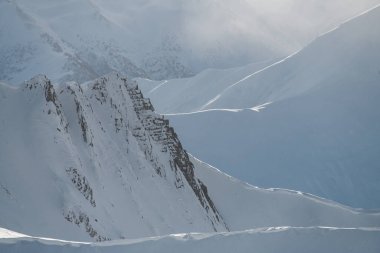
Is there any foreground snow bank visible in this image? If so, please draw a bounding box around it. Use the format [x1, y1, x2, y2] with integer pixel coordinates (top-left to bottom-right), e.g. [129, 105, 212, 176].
[1, 226, 379, 253]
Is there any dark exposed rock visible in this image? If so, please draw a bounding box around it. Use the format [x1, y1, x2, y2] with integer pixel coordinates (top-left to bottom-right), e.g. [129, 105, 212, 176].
[64, 210, 108, 242]
[24, 75, 69, 132]
[74, 98, 89, 143]
[66, 167, 96, 207]
[64, 84, 93, 145]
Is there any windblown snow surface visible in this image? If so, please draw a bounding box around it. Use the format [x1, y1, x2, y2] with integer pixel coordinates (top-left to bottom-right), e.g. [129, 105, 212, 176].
[139, 5, 380, 209]
[1, 226, 380, 253]
[1, 0, 380, 83]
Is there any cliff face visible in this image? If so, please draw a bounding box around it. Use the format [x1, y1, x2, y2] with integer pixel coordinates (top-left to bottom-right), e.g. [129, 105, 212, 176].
[125, 77, 226, 231]
[0, 73, 227, 241]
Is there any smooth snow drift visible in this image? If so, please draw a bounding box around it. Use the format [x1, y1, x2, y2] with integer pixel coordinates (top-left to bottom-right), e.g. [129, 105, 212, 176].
[1, 226, 380, 253]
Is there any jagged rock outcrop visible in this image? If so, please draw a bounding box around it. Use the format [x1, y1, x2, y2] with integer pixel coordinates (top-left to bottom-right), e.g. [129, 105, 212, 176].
[125, 79, 226, 230]
[66, 167, 96, 208]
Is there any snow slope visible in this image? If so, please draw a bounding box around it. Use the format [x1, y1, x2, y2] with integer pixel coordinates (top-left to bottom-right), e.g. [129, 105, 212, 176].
[1, 0, 380, 84]
[192, 157, 380, 228]
[1, 226, 380, 253]
[202, 4, 380, 110]
[137, 59, 277, 114]
[151, 6, 380, 208]
[1, 73, 380, 244]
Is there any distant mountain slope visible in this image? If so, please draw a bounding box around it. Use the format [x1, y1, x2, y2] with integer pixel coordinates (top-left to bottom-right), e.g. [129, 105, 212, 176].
[1, 0, 380, 84]
[155, 6, 380, 208]
[137, 60, 276, 113]
[192, 157, 380, 228]
[1, 226, 380, 253]
[139, 4, 380, 113]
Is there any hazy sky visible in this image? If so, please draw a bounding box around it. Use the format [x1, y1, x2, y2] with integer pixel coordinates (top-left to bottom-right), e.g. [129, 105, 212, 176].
[2, 0, 380, 83]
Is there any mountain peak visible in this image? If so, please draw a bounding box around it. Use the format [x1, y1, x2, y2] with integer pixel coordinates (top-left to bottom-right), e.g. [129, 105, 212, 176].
[0, 73, 228, 241]
[23, 74, 50, 90]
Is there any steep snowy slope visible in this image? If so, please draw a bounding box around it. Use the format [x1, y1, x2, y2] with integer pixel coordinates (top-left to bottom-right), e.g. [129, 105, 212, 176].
[0, 73, 227, 241]
[163, 6, 380, 208]
[2, 0, 380, 84]
[1, 226, 380, 253]
[137, 60, 277, 114]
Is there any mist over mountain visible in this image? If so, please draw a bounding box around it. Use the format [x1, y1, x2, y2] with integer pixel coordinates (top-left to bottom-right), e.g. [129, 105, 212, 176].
[1, 0, 379, 84]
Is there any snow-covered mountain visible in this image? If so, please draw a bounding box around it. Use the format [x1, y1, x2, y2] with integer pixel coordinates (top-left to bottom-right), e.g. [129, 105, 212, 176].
[1, 73, 379, 244]
[139, 5, 380, 208]
[0, 73, 227, 241]
[1, 0, 380, 84]
[1, 226, 380, 253]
